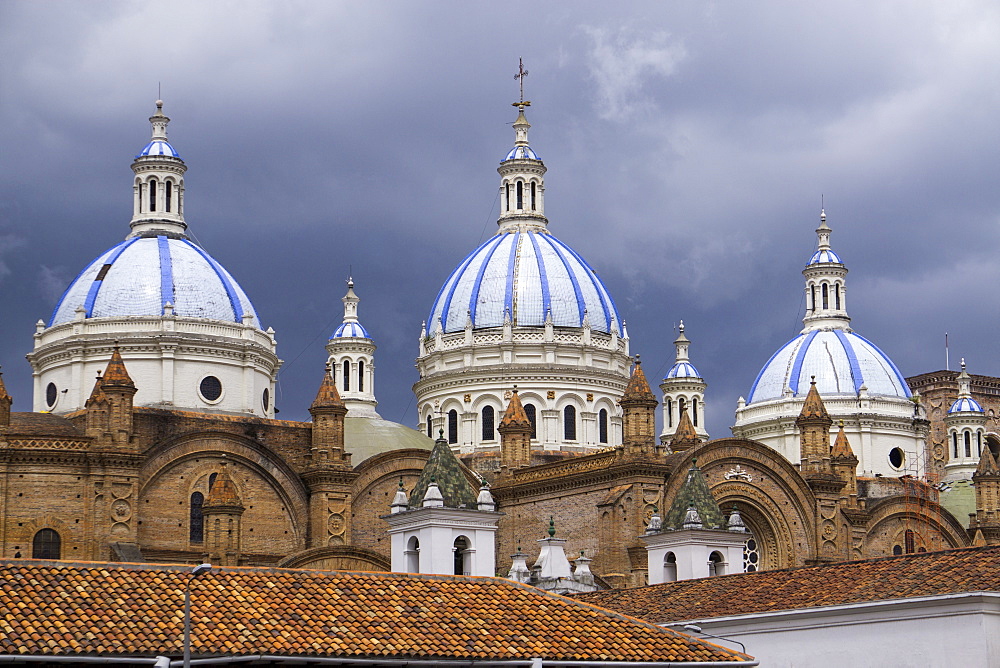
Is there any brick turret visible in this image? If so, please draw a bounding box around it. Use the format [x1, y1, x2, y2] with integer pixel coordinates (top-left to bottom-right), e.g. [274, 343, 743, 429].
[970, 446, 1000, 544]
[85, 347, 136, 446]
[309, 365, 350, 467]
[203, 466, 245, 566]
[797, 378, 833, 475]
[831, 421, 860, 503]
[0, 368, 12, 427]
[499, 388, 532, 469]
[669, 408, 699, 452]
[620, 357, 658, 457]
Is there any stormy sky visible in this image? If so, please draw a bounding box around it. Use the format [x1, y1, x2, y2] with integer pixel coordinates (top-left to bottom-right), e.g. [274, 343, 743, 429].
[2, 1, 999, 439]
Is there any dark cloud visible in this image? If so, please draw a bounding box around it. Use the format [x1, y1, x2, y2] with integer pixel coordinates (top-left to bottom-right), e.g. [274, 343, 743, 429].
[2, 1, 999, 439]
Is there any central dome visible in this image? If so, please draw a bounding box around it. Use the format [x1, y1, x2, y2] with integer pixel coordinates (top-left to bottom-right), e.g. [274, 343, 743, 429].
[427, 229, 620, 333]
[49, 235, 260, 328]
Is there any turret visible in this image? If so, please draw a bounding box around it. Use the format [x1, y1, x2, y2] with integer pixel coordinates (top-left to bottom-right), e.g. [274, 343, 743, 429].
[797, 378, 833, 474]
[308, 365, 350, 466]
[128, 100, 188, 239]
[830, 421, 860, 502]
[496, 95, 547, 233]
[0, 368, 12, 427]
[970, 445, 1000, 544]
[943, 359, 987, 481]
[660, 322, 708, 443]
[85, 347, 136, 445]
[499, 388, 533, 469]
[202, 466, 245, 567]
[620, 357, 658, 457]
[326, 277, 379, 418]
[801, 209, 850, 333]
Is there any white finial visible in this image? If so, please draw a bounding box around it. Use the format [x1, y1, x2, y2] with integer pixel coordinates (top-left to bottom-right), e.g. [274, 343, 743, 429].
[961, 357, 967, 371]
[678, 319, 685, 333]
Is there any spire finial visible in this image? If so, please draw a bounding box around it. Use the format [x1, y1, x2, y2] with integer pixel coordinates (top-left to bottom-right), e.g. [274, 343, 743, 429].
[514, 57, 530, 106]
[548, 516, 556, 537]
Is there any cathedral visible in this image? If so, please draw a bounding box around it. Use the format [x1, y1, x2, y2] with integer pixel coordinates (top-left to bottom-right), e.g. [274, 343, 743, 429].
[3, 92, 999, 588]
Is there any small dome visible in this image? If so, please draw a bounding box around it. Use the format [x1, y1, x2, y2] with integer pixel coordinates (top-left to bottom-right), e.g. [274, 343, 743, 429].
[504, 145, 539, 161]
[428, 230, 620, 334]
[748, 329, 910, 403]
[949, 397, 984, 414]
[136, 140, 181, 159]
[49, 236, 260, 327]
[808, 248, 842, 265]
[665, 362, 701, 379]
[331, 322, 370, 339]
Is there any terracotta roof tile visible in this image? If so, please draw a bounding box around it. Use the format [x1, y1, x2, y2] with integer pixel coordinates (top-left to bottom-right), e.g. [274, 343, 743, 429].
[101, 347, 135, 388]
[310, 368, 345, 411]
[0, 561, 748, 663]
[670, 409, 699, 450]
[499, 389, 531, 430]
[204, 468, 243, 508]
[975, 446, 999, 477]
[798, 379, 829, 419]
[830, 423, 856, 460]
[6, 413, 84, 437]
[577, 545, 1000, 623]
[622, 359, 656, 403]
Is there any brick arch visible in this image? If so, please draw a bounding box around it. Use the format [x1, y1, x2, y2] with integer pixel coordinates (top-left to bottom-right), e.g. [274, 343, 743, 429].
[139, 432, 309, 556]
[664, 438, 818, 569]
[863, 497, 970, 558]
[277, 545, 390, 572]
[350, 449, 432, 556]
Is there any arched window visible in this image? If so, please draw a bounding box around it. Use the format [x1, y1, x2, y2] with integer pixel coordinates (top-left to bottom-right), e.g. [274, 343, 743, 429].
[165, 181, 172, 212]
[599, 409, 608, 444]
[904, 529, 916, 554]
[822, 283, 829, 309]
[835, 284, 841, 310]
[810, 285, 817, 312]
[692, 397, 699, 427]
[448, 409, 458, 444]
[406, 536, 420, 573]
[524, 404, 537, 439]
[482, 406, 495, 441]
[666, 399, 673, 428]
[454, 536, 470, 576]
[516, 181, 523, 209]
[978, 431, 983, 457]
[564, 405, 577, 441]
[530, 182, 536, 209]
[679, 397, 687, 415]
[664, 552, 677, 582]
[149, 179, 157, 212]
[426, 414, 433, 438]
[190, 492, 205, 543]
[343, 360, 351, 392]
[953, 432, 959, 459]
[32, 529, 61, 560]
[708, 551, 725, 576]
[965, 431, 972, 457]
[505, 183, 511, 211]
[358, 360, 365, 393]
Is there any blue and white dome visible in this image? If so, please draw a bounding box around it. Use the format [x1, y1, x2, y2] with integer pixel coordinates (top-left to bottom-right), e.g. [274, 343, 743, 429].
[666, 361, 701, 379]
[949, 397, 984, 414]
[136, 140, 181, 158]
[747, 329, 911, 404]
[331, 322, 370, 339]
[504, 145, 539, 161]
[808, 248, 842, 265]
[428, 230, 620, 334]
[49, 235, 260, 328]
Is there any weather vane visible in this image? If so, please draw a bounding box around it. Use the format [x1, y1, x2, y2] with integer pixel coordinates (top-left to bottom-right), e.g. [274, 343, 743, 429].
[513, 57, 530, 107]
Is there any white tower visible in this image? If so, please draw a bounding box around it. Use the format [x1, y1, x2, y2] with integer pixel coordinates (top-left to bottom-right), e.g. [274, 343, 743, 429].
[384, 435, 501, 576]
[326, 278, 378, 418]
[943, 360, 988, 482]
[733, 210, 924, 476]
[28, 101, 280, 417]
[659, 321, 708, 443]
[414, 93, 631, 454]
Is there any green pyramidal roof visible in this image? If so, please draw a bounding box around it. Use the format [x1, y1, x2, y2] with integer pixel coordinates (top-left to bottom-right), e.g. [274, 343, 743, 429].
[664, 460, 726, 529]
[408, 437, 479, 509]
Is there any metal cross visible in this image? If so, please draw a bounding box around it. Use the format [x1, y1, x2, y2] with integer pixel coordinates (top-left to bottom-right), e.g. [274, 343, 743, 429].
[514, 58, 529, 104]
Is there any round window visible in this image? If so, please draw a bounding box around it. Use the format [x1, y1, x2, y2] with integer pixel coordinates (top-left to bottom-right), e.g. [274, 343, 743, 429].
[262, 387, 270, 412]
[889, 447, 905, 469]
[45, 382, 58, 408]
[199, 376, 223, 403]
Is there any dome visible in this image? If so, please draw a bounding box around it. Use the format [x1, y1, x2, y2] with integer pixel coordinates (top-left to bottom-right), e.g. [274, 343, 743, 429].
[428, 230, 620, 334]
[49, 235, 260, 328]
[665, 361, 701, 379]
[808, 248, 842, 264]
[136, 140, 181, 158]
[747, 329, 911, 404]
[331, 322, 370, 339]
[949, 397, 984, 414]
[504, 145, 539, 161]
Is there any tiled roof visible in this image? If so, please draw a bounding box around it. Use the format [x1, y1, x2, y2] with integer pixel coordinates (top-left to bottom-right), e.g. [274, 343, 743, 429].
[797, 379, 829, 419]
[830, 423, 856, 460]
[663, 461, 726, 530]
[6, 413, 84, 437]
[622, 360, 656, 403]
[0, 560, 749, 663]
[670, 408, 700, 450]
[975, 447, 999, 477]
[499, 389, 531, 430]
[310, 368, 345, 411]
[205, 468, 243, 508]
[409, 437, 478, 508]
[577, 545, 1000, 623]
[101, 347, 134, 387]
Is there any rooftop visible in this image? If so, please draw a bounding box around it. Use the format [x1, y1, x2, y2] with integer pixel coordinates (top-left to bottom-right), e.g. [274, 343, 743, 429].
[0, 560, 749, 663]
[576, 545, 1000, 623]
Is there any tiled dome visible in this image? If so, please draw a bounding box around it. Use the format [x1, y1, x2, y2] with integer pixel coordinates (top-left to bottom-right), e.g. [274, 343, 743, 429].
[503, 145, 539, 161]
[136, 140, 181, 158]
[427, 230, 620, 334]
[808, 248, 842, 264]
[665, 361, 701, 379]
[331, 322, 370, 339]
[949, 397, 984, 414]
[49, 235, 260, 328]
[747, 329, 910, 403]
